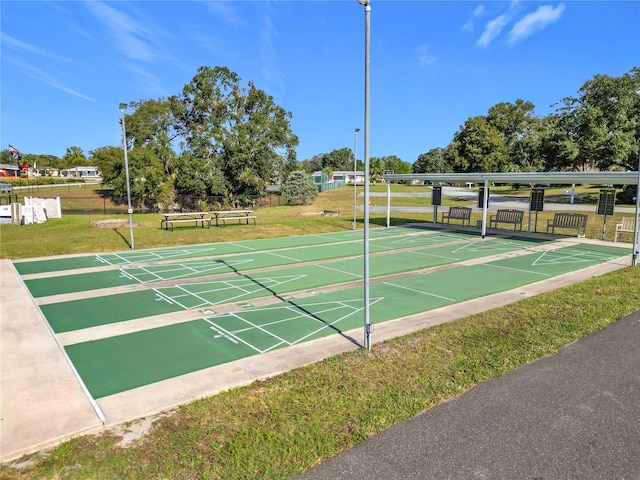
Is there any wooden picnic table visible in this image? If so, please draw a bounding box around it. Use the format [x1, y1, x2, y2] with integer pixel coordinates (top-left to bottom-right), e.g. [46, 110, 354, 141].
[160, 212, 210, 230]
[210, 210, 256, 226]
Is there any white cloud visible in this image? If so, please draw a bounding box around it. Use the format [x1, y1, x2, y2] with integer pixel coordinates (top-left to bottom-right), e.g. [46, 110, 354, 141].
[462, 4, 487, 33]
[476, 14, 510, 48]
[1, 33, 68, 63]
[4, 56, 95, 102]
[508, 4, 565, 45]
[259, 13, 285, 92]
[416, 44, 437, 67]
[206, 1, 246, 28]
[84, 1, 156, 62]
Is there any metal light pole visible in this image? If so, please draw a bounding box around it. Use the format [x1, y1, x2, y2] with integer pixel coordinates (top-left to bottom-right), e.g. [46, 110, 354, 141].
[633, 159, 640, 266]
[353, 127, 360, 230]
[357, 0, 372, 350]
[119, 103, 135, 250]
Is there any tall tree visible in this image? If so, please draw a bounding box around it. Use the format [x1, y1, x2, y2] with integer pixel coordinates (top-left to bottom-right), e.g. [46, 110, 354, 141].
[447, 116, 507, 172]
[548, 67, 640, 171]
[91, 146, 165, 207]
[413, 148, 451, 173]
[486, 100, 543, 171]
[62, 146, 88, 169]
[280, 170, 318, 205]
[171, 66, 299, 196]
[121, 66, 299, 198]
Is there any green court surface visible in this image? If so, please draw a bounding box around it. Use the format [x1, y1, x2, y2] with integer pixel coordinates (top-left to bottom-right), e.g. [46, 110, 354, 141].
[40, 236, 546, 333]
[15, 227, 629, 400]
[24, 229, 477, 297]
[63, 242, 628, 399]
[14, 225, 439, 275]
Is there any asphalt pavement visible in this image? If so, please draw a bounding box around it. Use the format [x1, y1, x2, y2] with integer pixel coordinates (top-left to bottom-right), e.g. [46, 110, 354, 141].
[297, 309, 640, 480]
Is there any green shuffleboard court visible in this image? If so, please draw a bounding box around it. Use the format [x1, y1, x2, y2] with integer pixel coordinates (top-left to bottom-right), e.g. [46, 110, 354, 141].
[54, 237, 628, 399]
[40, 236, 549, 333]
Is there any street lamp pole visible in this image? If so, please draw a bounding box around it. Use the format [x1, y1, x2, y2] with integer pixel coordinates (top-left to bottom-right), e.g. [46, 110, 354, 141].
[119, 103, 135, 250]
[353, 127, 360, 230]
[357, 0, 372, 350]
[633, 157, 640, 266]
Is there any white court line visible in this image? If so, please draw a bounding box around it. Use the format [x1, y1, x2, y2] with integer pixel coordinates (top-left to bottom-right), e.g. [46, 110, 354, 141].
[158, 275, 307, 309]
[118, 269, 144, 283]
[531, 249, 551, 266]
[315, 263, 363, 278]
[170, 282, 254, 307]
[168, 285, 211, 309]
[228, 312, 290, 352]
[286, 301, 366, 347]
[95, 255, 112, 265]
[201, 298, 383, 354]
[413, 250, 460, 261]
[228, 242, 256, 251]
[266, 251, 302, 262]
[482, 263, 552, 277]
[531, 248, 612, 266]
[451, 239, 484, 253]
[203, 317, 264, 353]
[383, 282, 456, 302]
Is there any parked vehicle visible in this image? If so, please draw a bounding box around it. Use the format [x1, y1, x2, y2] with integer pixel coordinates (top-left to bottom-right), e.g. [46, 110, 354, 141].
[0, 181, 13, 193]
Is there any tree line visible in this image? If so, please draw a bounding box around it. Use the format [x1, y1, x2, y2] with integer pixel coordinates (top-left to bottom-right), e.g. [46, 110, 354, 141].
[2, 66, 638, 208]
[414, 67, 639, 175]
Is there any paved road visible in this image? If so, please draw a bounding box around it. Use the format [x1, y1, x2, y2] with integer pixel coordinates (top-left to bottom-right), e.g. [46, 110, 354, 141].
[297, 309, 640, 480]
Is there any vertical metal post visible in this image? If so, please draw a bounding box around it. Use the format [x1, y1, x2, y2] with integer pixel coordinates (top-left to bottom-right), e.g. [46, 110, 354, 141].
[119, 103, 135, 250]
[633, 164, 640, 266]
[358, 0, 372, 350]
[386, 180, 391, 228]
[353, 128, 360, 230]
[481, 179, 488, 238]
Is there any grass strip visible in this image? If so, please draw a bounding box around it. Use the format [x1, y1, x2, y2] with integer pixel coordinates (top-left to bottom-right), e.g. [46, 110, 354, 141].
[3, 265, 639, 480]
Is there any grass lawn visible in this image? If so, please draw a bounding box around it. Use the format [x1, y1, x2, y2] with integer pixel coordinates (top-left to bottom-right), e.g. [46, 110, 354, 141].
[1, 184, 639, 479]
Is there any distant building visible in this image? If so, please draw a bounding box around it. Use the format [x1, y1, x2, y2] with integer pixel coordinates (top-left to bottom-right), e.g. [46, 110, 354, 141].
[0, 164, 20, 178]
[312, 170, 365, 185]
[60, 166, 101, 179]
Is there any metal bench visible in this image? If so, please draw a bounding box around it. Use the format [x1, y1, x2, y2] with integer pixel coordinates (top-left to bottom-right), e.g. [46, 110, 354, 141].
[489, 209, 524, 231]
[615, 217, 636, 242]
[440, 206, 472, 226]
[219, 216, 257, 226]
[546, 212, 588, 237]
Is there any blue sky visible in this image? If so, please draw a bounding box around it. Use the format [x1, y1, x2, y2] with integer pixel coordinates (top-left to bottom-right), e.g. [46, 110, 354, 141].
[1, 1, 638, 165]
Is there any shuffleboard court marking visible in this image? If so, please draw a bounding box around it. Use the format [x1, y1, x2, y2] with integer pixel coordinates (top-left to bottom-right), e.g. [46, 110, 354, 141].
[95, 246, 222, 266]
[531, 247, 623, 266]
[382, 281, 457, 302]
[386, 232, 470, 246]
[56, 239, 629, 399]
[153, 275, 308, 309]
[266, 251, 303, 262]
[315, 263, 363, 278]
[482, 263, 553, 277]
[227, 242, 256, 251]
[450, 239, 524, 254]
[202, 297, 385, 354]
[120, 258, 255, 284]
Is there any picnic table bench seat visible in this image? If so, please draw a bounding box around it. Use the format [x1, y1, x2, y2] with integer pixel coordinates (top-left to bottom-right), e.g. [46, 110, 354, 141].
[219, 215, 257, 226]
[160, 212, 211, 231]
[546, 212, 588, 237]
